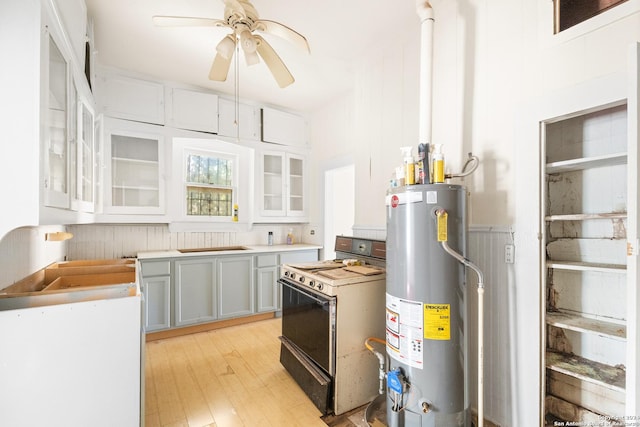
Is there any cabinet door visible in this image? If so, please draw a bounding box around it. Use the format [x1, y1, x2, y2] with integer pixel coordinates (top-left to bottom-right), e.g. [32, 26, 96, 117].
[256, 266, 278, 313]
[259, 152, 286, 217]
[103, 118, 165, 214]
[72, 95, 95, 212]
[175, 258, 217, 326]
[141, 276, 171, 331]
[286, 154, 306, 217]
[261, 107, 307, 146]
[217, 256, 254, 318]
[167, 88, 218, 133]
[98, 74, 165, 125]
[42, 29, 70, 209]
[218, 98, 260, 140]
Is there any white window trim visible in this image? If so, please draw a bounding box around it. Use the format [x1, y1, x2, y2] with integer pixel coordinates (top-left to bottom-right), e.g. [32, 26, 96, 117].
[168, 137, 254, 232]
[539, 0, 640, 47]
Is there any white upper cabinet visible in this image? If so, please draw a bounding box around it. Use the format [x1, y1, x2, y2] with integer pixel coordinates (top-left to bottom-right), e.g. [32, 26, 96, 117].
[42, 27, 70, 209]
[166, 88, 218, 134]
[71, 92, 96, 213]
[261, 107, 308, 147]
[102, 118, 165, 216]
[218, 98, 261, 141]
[256, 150, 307, 222]
[96, 73, 165, 125]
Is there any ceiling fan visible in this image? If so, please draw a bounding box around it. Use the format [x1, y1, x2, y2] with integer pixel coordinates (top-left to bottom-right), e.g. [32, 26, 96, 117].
[153, 0, 310, 88]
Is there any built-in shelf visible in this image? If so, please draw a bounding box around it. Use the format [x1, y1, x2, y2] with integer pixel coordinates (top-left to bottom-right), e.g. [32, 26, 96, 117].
[546, 311, 626, 341]
[546, 351, 626, 393]
[545, 212, 627, 221]
[546, 260, 626, 273]
[112, 157, 159, 166]
[546, 152, 627, 174]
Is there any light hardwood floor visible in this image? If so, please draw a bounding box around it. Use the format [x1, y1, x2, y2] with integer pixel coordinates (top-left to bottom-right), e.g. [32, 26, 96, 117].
[144, 318, 328, 427]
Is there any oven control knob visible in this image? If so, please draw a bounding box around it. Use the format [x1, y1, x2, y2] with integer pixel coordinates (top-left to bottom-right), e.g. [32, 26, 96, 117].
[317, 283, 324, 291]
[309, 281, 315, 288]
[299, 276, 305, 283]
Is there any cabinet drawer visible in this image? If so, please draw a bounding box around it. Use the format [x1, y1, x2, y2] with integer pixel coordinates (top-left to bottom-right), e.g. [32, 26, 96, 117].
[141, 261, 171, 276]
[256, 254, 278, 268]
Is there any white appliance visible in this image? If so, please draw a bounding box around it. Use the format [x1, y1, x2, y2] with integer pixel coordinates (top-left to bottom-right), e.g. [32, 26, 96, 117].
[279, 237, 386, 415]
[0, 283, 143, 427]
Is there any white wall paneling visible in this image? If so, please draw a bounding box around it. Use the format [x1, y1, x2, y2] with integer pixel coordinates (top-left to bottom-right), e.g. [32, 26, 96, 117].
[0, 225, 68, 290]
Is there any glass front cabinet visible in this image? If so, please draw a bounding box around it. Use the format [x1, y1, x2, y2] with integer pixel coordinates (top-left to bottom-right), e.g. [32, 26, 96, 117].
[103, 118, 165, 215]
[41, 16, 97, 215]
[42, 28, 70, 209]
[257, 150, 307, 221]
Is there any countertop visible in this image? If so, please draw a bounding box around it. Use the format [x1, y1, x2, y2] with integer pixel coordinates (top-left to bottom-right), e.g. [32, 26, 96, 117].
[137, 243, 322, 260]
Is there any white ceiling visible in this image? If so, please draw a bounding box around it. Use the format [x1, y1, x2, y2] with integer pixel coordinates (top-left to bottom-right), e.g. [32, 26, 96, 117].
[85, 0, 420, 112]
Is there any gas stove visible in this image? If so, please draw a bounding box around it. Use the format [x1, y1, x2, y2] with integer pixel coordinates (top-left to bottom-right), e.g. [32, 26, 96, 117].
[281, 261, 385, 297]
[278, 236, 387, 416]
[280, 236, 386, 297]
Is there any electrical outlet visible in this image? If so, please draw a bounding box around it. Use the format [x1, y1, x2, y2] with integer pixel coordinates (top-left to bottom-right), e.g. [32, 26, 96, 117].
[505, 244, 515, 264]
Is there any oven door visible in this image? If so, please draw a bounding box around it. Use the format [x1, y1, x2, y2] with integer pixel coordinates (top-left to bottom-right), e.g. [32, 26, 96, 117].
[280, 278, 336, 376]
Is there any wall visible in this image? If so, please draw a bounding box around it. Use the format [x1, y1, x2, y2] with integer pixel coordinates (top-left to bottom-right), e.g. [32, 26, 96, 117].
[309, 1, 640, 425]
[64, 223, 319, 261]
[0, 0, 41, 240]
[0, 225, 68, 289]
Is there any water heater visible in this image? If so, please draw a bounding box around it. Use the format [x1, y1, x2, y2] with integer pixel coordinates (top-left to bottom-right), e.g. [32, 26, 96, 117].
[385, 183, 469, 427]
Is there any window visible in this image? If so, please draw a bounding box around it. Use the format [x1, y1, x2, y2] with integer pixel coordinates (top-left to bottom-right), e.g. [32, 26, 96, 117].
[553, 0, 628, 33]
[185, 152, 235, 217]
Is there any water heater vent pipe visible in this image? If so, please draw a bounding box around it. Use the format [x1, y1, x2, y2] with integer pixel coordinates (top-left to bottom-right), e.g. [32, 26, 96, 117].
[416, 1, 434, 148]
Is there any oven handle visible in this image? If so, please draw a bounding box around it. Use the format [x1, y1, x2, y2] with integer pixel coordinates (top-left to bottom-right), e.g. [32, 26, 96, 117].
[279, 279, 334, 305]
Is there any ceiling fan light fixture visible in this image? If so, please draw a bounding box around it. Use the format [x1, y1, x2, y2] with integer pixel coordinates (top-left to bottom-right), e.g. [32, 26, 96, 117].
[240, 30, 257, 52]
[216, 34, 236, 59]
[244, 49, 260, 66]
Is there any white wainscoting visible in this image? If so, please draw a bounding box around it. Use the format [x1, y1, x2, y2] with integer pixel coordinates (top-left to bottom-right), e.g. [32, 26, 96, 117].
[65, 224, 308, 260]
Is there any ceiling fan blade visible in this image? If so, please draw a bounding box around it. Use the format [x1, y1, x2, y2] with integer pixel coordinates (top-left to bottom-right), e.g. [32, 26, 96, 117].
[254, 20, 310, 53]
[255, 35, 294, 88]
[209, 52, 233, 81]
[153, 16, 226, 27]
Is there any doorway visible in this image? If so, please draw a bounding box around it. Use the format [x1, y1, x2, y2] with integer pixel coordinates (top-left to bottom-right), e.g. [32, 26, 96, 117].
[324, 164, 355, 260]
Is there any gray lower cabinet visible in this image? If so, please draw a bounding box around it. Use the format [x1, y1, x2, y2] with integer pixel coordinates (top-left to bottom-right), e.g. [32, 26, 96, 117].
[139, 260, 171, 332]
[256, 254, 278, 312]
[175, 258, 217, 326]
[139, 248, 319, 332]
[217, 255, 254, 318]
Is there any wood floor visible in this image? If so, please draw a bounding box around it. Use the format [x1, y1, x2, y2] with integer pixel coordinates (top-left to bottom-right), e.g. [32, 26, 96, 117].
[144, 318, 329, 427]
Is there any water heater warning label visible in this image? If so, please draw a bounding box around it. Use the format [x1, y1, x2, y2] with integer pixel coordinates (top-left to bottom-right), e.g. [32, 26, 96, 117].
[424, 304, 451, 340]
[386, 293, 424, 368]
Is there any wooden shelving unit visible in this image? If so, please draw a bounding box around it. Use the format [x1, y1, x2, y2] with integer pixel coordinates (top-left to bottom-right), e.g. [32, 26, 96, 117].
[543, 104, 629, 421]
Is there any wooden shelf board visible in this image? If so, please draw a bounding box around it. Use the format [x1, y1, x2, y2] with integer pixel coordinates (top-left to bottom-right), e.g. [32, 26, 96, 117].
[546, 212, 627, 221]
[546, 311, 626, 340]
[546, 152, 627, 174]
[546, 351, 626, 392]
[546, 261, 626, 273]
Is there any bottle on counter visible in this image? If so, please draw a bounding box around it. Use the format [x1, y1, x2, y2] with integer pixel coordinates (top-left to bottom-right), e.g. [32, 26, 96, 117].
[286, 229, 294, 245]
[233, 204, 239, 222]
[268, 231, 274, 246]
